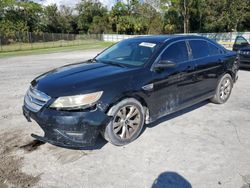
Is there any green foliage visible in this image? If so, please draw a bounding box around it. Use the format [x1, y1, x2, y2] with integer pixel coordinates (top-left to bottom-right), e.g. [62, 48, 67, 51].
[89, 15, 111, 34]
[163, 0, 250, 33]
[0, 0, 250, 35]
[42, 4, 76, 33]
[77, 0, 108, 33]
[0, 0, 42, 36]
[110, 1, 163, 34]
[42, 4, 60, 33]
[203, 0, 249, 32]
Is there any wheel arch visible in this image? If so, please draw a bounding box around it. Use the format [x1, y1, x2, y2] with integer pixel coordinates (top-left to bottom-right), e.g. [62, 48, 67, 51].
[104, 94, 150, 123]
[224, 70, 236, 83]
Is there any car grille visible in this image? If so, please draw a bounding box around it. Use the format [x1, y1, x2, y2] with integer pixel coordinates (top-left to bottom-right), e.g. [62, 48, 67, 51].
[239, 50, 250, 56]
[24, 86, 51, 112]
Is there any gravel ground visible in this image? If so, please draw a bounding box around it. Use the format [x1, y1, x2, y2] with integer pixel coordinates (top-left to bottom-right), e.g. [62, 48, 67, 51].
[0, 49, 250, 188]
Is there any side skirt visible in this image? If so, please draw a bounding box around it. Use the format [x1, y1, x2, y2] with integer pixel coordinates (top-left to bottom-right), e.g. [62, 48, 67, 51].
[146, 92, 215, 124]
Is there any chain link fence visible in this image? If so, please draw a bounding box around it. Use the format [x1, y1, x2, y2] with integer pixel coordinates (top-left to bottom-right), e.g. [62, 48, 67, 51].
[103, 32, 250, 49]
[0, 32, 103, 52]
[1, 32, 250, 52]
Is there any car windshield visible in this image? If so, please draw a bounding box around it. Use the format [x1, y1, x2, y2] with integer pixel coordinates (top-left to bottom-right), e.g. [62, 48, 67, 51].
[95, 40, 160, 67]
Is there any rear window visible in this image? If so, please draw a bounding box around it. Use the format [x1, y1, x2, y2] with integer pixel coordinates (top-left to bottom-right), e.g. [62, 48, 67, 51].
[208, 43, 221, 56]
[189, 40, 209, 59]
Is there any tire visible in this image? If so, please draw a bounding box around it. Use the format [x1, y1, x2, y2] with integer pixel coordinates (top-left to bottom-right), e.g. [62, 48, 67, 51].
[101, 98, 145, 146]
[210, 73, 233, 104]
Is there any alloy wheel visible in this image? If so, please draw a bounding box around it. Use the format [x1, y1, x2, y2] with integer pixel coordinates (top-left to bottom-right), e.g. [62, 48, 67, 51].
[113, 105, 141, 140]
[219, 78, 231, 101]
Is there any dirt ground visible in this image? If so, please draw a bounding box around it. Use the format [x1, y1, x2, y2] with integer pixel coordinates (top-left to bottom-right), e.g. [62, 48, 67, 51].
[0, 49, 250, 188]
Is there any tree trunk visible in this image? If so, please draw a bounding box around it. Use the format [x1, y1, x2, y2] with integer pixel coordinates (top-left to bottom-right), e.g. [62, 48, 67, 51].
[183, 0, 190, 33]
[184, 18, 187, 33]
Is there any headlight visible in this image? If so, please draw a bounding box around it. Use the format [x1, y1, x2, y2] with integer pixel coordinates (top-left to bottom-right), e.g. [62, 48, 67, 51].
[50, 91, 103, 109]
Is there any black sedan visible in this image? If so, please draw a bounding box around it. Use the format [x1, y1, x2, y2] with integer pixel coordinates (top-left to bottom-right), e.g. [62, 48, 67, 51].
[233, 36, 250, 68]
[23, 35, 239, 147]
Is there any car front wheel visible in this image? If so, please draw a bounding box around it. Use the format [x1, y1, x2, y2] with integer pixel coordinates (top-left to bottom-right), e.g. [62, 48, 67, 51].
[101, 98, 145, 146]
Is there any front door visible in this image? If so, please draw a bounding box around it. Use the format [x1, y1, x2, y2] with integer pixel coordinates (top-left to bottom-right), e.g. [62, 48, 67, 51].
[233, 36, 249, 51]
[147, 41, 196, 121]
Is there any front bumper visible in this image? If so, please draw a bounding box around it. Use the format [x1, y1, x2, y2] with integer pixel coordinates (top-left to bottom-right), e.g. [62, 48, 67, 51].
[23, 105, 111, 148]
[239, 56, 250, 68]
[240, 61, 250, 68]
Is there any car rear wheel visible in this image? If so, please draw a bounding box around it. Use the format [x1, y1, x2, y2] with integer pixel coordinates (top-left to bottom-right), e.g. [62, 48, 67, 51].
[210, 73, 233, 104]
[101, 98, 145, 146]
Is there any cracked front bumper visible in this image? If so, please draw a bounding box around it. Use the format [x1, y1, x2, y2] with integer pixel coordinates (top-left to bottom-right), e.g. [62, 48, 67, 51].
[23, 105, 111, 148]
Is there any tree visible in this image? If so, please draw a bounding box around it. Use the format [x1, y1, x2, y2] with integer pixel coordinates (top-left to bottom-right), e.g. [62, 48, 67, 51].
[161, 0, 182, 33]
[18, 1, 43, 32]
[189, 0, 206, 32]
[89, 15, 110, 33]
[180, 0, 193, 33]
[203, 0, 249, 32]
[58, 5, 76, 33]
[1, 0, 250, 35]
[227, 0, 249, 31]
[242, 10, 250, 31]
[43, 4, 61, 33]
[137, 3, 163, 34]
[0, 0, 41, 36]
[110, 1, 129, 33]
[76, 0, 108, 33]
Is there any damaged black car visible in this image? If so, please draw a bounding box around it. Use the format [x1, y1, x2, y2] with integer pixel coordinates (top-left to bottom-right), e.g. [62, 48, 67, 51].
[23, 35, 239, 148]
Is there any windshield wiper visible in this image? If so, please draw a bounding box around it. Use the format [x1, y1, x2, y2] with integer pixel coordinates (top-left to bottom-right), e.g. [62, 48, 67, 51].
[101, 60, 127, 68]
[88, 58, 98, 63]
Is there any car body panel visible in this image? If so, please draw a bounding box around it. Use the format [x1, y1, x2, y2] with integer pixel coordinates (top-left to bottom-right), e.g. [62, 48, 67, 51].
[237, 46, 250, 68]
[32, 62, 139, 97]
[23, 35, 239, 148]
[232, 36, 250, 68]
[23, 104, 111, 148]
[232, 36, 249, 51]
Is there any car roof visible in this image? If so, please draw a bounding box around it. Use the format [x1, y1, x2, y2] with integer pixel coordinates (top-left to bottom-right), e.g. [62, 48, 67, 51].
[130, 35, 211, 43]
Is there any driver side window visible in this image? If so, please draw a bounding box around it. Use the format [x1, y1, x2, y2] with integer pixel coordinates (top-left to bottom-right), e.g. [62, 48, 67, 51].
[161, 41, 189, 63]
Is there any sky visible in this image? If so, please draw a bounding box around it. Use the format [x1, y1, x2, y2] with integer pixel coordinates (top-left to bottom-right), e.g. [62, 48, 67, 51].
[35, 0, 118, 9]
[34, 0, 160, 10]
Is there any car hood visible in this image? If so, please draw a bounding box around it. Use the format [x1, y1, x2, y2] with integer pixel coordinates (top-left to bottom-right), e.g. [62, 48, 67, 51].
[32, 61, 136, 97]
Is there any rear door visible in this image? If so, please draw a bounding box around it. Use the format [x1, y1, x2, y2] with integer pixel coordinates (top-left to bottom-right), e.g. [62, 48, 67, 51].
[233, 36, 249, 51]
[188, 40, 224, 99]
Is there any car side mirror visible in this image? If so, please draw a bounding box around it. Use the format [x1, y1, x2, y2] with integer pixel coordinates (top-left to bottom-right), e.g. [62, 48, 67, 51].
[154, 60, 176, 70]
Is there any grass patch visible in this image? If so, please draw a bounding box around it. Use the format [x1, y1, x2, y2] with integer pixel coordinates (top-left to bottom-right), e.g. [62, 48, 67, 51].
[0, 40, 114, 58]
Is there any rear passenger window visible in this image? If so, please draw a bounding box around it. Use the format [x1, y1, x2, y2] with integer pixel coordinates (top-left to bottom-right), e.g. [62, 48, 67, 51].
[189, 40, 209, 59]
[161, 41, 188, 63]
[208, 43, 221, 55]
